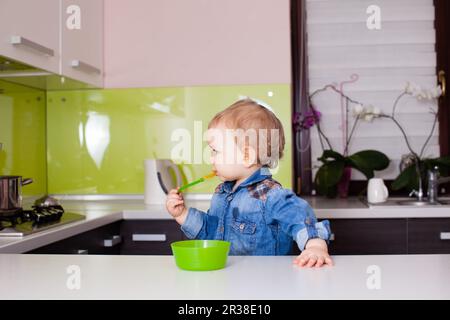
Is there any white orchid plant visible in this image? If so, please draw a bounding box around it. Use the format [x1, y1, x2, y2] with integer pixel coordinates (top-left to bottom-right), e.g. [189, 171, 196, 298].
[306, 80, 445, 197]
[350, 82, 442, 159]
[352, 82, 448, 193]
[307, 85, 390, 198]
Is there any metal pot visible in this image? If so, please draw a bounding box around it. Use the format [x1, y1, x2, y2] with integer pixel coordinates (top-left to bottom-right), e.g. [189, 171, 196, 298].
[0, 176, 33, 212]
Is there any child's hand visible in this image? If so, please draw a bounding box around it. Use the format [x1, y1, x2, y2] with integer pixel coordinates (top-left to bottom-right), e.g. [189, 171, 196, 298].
[166, 188, 188, 221]
[293, 238, 333, 268]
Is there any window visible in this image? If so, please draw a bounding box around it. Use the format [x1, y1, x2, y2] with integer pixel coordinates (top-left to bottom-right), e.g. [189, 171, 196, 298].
[292, 0, 449, 195]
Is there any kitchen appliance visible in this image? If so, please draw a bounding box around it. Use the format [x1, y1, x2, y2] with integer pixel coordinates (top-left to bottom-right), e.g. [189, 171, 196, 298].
[0, 176, 33, 212]
[144, 159, 182, 205]
[0, 199, 85, 237]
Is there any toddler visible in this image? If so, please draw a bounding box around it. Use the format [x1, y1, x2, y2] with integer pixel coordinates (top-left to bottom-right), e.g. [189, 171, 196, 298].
[166, 98, 332, 267]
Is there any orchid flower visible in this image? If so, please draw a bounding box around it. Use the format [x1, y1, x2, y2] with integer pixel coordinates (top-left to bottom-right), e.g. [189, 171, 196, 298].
[405, 82, 442, 100]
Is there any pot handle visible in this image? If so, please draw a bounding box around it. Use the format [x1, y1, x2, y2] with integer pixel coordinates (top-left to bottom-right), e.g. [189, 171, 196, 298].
[22, 178, 33, 186]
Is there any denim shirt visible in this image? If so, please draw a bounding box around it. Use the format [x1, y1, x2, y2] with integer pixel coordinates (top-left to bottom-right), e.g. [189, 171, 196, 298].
[181, 167, 331, 255]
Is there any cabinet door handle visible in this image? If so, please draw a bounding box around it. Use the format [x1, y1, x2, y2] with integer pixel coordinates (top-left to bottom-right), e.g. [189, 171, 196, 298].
[71, 60, 101, 74]
[103, 235, 122, 247]
[76, 249, 89, 254]
[10, 35, 54, 56]
[132, 234, 167, 242]
[440, 232, 450, 240]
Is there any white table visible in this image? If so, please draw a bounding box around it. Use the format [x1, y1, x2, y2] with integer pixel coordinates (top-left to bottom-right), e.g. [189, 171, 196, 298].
[0, 254, 449, 299]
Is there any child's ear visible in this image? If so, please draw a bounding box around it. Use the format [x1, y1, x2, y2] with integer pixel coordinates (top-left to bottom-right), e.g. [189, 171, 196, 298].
[243, 146, 258, 168]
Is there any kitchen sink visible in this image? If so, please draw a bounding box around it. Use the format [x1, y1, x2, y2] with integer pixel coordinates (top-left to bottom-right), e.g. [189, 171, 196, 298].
[395, 199, 441, 206]
[361, 197, 450, 208]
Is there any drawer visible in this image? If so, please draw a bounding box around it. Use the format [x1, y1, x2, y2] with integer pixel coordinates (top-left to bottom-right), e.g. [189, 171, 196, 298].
[328, 219, 407, 255]
[324, 219, 407, 255]
[408, 218, 450, 254]
[120, 220, 183, 255]
[292, 219, 407, 255]
[28, 222, 122, 255]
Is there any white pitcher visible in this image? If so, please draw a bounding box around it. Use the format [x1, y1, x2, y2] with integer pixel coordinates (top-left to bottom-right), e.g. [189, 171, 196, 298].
[367, 178, 389, 204]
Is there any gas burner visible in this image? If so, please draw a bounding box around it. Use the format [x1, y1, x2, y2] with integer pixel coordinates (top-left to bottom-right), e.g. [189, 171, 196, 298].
[27, 205, 65, 224]
[0, 205, 64, 230]
[0, 205, 85, 237]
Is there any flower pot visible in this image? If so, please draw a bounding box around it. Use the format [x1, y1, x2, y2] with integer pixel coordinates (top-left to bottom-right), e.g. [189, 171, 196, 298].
[337, 167, 352, 198]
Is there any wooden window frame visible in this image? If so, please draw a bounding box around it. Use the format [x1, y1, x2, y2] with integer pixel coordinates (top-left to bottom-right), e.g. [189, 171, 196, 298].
[291, 0, 450, 196]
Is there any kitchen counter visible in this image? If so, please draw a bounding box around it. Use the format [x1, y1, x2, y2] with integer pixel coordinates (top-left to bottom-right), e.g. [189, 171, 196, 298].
[40, 195, 450, 219]
[1, 195, 450, 254]
[0, 254, 449, 299]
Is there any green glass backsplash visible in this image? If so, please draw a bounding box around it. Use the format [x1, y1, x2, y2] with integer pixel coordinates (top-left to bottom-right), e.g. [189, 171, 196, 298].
[44, 84, 291, 194]
[0, 80, 47, 195]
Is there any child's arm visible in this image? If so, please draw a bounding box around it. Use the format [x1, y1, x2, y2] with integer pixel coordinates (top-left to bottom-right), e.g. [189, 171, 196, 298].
[265, 188, 333, 268]
[166, 188, 218, 240]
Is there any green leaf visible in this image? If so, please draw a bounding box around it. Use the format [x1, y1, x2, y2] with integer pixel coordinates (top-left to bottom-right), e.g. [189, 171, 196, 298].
[314, 161, 345, 189]
[318, 150, 344, 163]
[324, 185, 338, 198]
[346, 150, 390, 180]
[349, 150, 390, 171]
[392, 164, 417, 191]
[432, 156, 450, 167]
[347, 158, 374, 179]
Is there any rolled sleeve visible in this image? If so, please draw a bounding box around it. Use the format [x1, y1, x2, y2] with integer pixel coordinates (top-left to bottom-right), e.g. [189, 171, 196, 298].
[295, 220, 331, 251]
[265, 188, 332, 252]
[180, 208, 205, 239]
[180, 207, 219, 240]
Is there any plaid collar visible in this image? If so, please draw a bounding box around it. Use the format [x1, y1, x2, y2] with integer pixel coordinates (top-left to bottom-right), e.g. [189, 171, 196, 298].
[217, 166, 272, 193]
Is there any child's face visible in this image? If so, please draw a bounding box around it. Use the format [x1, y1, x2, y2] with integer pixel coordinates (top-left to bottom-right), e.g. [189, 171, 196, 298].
[206, 124, 257, 182]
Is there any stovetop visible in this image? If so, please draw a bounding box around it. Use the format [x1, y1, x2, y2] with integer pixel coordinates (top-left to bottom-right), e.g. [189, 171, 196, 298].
[0, 205, 85, 237]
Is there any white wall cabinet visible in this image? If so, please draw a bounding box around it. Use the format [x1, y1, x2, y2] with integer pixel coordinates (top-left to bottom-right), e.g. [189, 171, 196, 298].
[0, 0, 103, 87]
[0, 0, 60, 74]
[61, 0, 103, 87]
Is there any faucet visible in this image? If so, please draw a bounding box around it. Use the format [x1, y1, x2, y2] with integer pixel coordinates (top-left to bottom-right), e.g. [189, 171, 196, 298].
[427, 166, 450, 204]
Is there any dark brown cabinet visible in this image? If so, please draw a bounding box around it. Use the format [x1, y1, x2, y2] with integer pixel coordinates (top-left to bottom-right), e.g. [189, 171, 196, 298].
[27, 217, 450, 255]
[120, 219, 184, 255]
[292, 218, 450, 255]
[27, 219, 182, 255]
[408, 218, 450, 254]
[27, 222, 122, 255]
[327, 219, 408, 255]
[291, 218, 408, 255]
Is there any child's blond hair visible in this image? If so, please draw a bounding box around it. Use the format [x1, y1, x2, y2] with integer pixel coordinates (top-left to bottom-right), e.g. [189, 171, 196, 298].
[208, 98, 285, 169]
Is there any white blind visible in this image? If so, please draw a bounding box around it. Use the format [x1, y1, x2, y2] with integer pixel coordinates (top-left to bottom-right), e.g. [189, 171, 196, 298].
[306, 0, 439, 181]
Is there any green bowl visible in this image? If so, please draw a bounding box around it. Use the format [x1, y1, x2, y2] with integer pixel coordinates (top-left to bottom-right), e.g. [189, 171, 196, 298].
[171, 240, 231, 271]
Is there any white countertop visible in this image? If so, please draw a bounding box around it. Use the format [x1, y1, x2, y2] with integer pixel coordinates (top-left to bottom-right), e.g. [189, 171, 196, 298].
[1, 196, 450, 254]
[42, 195, 450, 220]
[0, 254, 449, 299]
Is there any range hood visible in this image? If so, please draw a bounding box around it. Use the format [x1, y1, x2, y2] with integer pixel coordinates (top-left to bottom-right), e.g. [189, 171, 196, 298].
[0, 55, 96, 91]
